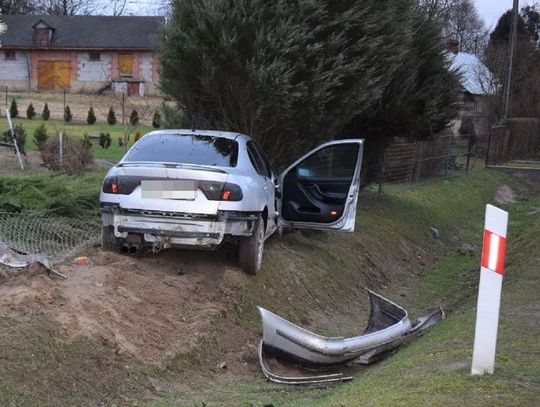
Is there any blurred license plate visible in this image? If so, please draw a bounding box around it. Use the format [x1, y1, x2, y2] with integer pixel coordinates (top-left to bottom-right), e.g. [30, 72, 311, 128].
[141, 180, 197, 200]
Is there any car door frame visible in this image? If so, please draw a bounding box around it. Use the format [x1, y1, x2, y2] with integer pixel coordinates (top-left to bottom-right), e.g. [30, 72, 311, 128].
[246, 140, 279, 239]
[276, 139, 364, 232]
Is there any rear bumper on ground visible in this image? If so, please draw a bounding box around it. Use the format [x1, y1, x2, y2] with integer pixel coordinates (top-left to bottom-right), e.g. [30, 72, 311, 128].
[101, 205, 258, 249]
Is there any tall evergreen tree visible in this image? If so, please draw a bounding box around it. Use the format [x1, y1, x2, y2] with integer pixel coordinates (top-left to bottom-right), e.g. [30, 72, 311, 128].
[485, 9, 540, 118]
[160, 0, 458, 167]
[160, 0, 415, 165]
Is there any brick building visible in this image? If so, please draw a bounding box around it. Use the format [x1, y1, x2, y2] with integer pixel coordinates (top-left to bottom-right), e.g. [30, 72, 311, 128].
[0, 15, 163, 95]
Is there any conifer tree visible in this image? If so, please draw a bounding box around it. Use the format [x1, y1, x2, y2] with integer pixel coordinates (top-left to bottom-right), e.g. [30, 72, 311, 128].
[107, 107, 117, 125]
[9, 99, 18, 118]
[42, 103, 50, 121]
[129, 109, 139, 126]
[87, 106, 96, 125]
[26, 103, 36, 120]
[64, 105, 73, 122]
[152, 111, 161, 128]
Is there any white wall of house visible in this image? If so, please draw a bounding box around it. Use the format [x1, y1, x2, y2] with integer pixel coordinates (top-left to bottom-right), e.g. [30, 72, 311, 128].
[77, 52, 111, 82]
[140, 53, 153, 82]
[0, 51, 30, 91]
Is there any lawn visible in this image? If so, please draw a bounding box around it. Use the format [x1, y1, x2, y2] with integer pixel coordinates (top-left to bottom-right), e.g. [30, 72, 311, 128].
[1, 117, 154, 162]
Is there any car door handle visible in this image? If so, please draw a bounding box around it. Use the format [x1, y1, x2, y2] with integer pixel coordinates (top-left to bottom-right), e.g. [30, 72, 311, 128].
[307, 184, 346, 200]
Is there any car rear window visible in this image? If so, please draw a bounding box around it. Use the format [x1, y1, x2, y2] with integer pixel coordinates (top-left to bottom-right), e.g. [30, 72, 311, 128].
[123, 133, 239, 167]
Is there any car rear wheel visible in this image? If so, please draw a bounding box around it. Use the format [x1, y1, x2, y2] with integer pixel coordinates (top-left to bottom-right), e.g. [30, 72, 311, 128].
[238, 216, 265, 275]
[101, 225, 120, 251]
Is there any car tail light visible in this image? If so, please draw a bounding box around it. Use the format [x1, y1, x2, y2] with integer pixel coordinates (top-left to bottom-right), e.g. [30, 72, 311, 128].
[198, 181, 243, 201]
[102, 176, 141, 195]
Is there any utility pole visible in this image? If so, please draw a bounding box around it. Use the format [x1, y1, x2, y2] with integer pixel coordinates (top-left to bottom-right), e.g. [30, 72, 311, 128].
[502, 0, 519, 119]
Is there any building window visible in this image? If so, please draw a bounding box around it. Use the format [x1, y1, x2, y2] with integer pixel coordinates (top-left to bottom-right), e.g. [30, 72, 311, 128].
[89, 52, 101, 61]
[35, 28, 51, 47]
[4, 51, 16, 61]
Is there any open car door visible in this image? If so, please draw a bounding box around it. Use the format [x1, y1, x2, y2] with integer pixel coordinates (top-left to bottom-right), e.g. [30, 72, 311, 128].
[277, 139, 363, 231]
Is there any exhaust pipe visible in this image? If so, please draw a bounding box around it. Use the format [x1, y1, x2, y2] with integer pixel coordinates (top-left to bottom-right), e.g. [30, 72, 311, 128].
[128, 245, 139, 255]
[120, 244, 129, 254]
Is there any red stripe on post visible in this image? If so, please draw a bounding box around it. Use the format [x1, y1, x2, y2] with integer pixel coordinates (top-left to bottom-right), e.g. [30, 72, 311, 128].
[481, 230, 491, 269]
[495, 236, 506, 275]
[481, 229, 506, 275]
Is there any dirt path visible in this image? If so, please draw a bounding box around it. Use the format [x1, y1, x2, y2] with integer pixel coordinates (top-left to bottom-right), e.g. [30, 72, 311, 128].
[0, 249, 240, 364]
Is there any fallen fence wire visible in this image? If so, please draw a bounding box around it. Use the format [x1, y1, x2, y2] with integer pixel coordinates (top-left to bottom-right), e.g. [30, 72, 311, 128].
[0, 211, 100, 277]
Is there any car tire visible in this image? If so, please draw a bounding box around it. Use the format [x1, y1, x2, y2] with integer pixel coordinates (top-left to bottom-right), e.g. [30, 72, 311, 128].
[101, 225, 120, 251]
[238, 216, 265, 275]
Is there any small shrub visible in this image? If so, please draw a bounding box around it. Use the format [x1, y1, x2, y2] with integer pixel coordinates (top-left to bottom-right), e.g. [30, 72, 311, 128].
[87, 106, 96, 125]
[33, 124, 49, 150]
[81, 133, 92, 149]
[9, 98, 18, 118]
[134, 132, 141, 142]
[107, 107, 117, 125]
[129, 109, 139, 126]
[40, 133, 93, 174]
[42, 103, 50, 121]
[118, 137, 124, 147]
[152, 111, 161, 128]
[3, 125, 26, 155]
[99, 132, 111, 149]
[64, 105, 73, 123]
[26, 103, 36, 120]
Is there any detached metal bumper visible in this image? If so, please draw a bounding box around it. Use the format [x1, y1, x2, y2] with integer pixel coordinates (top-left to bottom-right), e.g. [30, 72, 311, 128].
[101, 206, 258, 248]
[258, 290, 444, 384]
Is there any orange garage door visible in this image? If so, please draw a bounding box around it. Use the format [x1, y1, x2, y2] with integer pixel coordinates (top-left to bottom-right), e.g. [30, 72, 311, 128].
[38, 61, 71, 90]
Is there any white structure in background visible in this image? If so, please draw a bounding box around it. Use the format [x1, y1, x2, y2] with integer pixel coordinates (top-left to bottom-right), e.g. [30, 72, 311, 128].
[471, 204, 508, 375]
[446, 41, 495, 144]
[449, 52, 496, 96]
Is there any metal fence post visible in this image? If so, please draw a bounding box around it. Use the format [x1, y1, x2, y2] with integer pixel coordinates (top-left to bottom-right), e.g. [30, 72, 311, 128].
[59, 132, 64, 168]
[466, 136, 472, 174]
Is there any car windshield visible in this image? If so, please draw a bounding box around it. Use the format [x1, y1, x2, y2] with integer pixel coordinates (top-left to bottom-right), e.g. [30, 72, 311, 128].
[123, 133, 239, 167]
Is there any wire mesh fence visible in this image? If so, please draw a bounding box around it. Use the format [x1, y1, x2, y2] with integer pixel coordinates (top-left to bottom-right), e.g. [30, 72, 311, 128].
[0, 211, 100, 277]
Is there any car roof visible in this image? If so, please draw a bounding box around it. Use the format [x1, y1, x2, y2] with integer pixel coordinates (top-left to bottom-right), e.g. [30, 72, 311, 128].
[143, 129, 252, 143]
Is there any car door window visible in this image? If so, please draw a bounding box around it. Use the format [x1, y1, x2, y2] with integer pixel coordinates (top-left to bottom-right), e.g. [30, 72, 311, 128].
[251, 141, 273, 178]
[247, 141, 270, 177]
[281, 143, 360, 223]
[296, 144, 358, 179]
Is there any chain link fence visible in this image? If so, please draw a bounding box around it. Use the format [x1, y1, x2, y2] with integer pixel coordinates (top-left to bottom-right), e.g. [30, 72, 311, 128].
[0, 211, 100, 277]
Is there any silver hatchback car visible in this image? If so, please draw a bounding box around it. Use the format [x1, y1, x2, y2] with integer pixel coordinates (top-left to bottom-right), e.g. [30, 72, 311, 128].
[100, 130, 363, 274]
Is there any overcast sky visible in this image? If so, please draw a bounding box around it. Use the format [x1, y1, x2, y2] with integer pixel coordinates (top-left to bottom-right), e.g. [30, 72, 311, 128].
[475, 0, 538, 30]
[113, 0, 538, 32]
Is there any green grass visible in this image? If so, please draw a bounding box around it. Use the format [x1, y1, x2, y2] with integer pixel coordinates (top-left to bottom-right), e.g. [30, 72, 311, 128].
[312, 191, 540, 407]
[1, 117, 153, 162]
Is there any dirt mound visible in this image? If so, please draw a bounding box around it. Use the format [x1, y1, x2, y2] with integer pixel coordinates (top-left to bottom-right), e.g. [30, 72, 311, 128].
[495, 184, 515, 204]
[0, 249, 239, 364]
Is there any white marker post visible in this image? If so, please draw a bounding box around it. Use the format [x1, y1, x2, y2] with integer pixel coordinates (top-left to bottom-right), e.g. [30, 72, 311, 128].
[471, 204, 508, 375]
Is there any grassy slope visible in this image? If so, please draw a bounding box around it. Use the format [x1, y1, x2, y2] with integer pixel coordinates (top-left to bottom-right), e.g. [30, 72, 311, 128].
[0, 169, 537, 406]
[1, 117, 153, 162]
[148, 169, 539, 406]
[316, 185, 540, 407]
